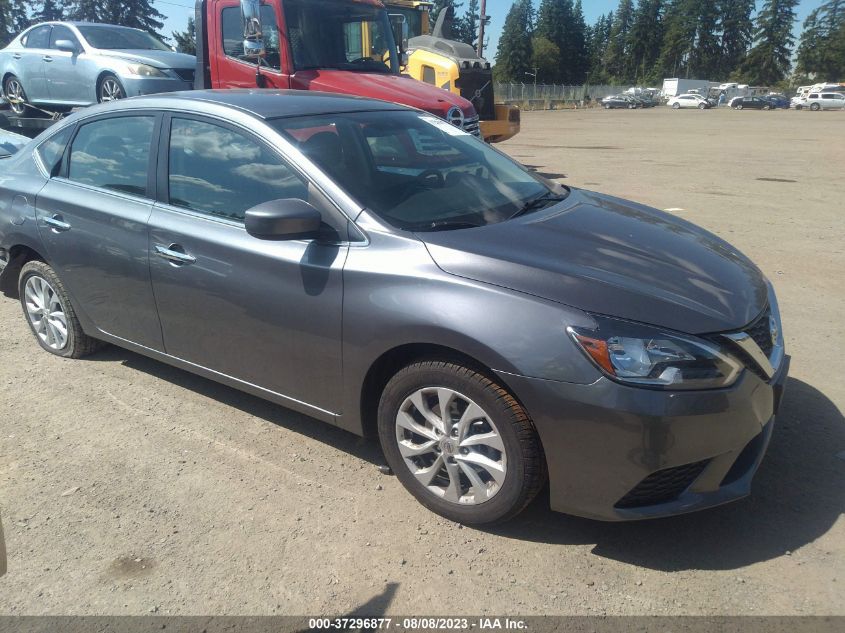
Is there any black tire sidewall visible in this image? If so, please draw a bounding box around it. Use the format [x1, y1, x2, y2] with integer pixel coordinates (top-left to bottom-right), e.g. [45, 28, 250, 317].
[378, 363, 533, 524]
[18, 262, 77, 357]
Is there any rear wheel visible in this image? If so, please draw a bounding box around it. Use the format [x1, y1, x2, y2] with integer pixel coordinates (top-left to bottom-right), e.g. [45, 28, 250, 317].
[763, 104, 771, 110]
[378, 361, 546, 524]
[18, 261, 102, 358]
[97, 73, 125, 103]
[4, 75, 29, 115]
[672, 102, 680, 109]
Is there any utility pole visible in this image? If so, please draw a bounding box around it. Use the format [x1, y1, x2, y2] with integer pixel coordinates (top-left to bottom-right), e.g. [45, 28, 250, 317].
[478, 0, 487, 58]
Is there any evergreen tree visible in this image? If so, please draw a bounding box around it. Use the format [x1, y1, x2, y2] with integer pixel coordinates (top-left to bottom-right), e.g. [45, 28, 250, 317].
[566, 0, 589, 84]
[586, 11, 613, 83]
[32, 0, 66, 22]
[172, 16, 196, 55]
[604, 0, 635, 81]
[687, 0, 721, 78]
[718, 0, 754, 78]
[653, 0, 698, 79]
[100, 0, 166, 38]
[535, 0, 568, 83]
[531, 35, 560, 83]
[795, 1, 845, 80]
[737, 0, 799, 85]
[70, 0, 104, 23]
[627, 0, 664, 83]
[494, 0, 534, 82]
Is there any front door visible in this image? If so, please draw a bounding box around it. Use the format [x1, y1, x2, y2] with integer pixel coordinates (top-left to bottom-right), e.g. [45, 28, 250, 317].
[147, 115, 345, 414]
[212, 0, 290, 89]
[44, 25, 90, 105]
[35, 113, 164, 350]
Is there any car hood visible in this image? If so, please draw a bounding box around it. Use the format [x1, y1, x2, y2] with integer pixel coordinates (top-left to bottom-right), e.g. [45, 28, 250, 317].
[95, 49, 196, 69]
[419, 189, 768, 334]
[292, 69, 476, 118]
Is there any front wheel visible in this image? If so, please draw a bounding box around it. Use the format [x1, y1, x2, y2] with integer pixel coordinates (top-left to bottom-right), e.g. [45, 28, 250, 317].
[98, 73, 125, 103]
[378, 361, 546, 524]
[763, 105, 771, 110]
[672, 102, 680, 109]
[18, 261, 102, 358]
[736, 104, 744, 110]
[810, 103, 820, 111]
[698, 103, 706, 109]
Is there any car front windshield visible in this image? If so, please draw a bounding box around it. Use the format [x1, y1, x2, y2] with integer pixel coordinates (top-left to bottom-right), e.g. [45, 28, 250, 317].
[78, 26, 171, 51]
[283, 0, 399, 74]
[271, 111, 560, 231]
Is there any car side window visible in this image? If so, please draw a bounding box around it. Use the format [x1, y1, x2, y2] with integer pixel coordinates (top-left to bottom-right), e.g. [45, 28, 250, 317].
[67, 116, 155, 196]
[821, 94, 834, 100]
[221, 5, 282, 70]
[36, 125, 74, 177]
[24, 25, 51, 49]
[49, 25, 80, 50]
[167, 117, 308, 222]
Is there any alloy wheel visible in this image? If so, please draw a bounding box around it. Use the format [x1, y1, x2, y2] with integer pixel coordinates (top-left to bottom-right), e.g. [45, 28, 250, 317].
[5, 78, 27, 115]
[23, 275, 68, 351]
[100, 77, 124, 102]
[395, 387, 507, 505]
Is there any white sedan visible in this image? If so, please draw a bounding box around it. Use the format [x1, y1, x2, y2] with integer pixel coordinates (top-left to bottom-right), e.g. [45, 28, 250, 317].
[667, 94, 711, 109]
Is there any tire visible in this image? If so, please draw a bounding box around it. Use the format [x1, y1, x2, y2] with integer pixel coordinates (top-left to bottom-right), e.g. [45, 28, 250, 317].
[736, 104, 743, 110]
[97, 73, 126, 103]
[810, 103, 820, 111]
[763, 105, 771, 110]
[18, 261, 102, 358]
[604, 104, 610, 109]
[4, 74, 30, 116]
[698, 103, 706, 109]
[378, 361, 546, 524]
[672, 102, 680, 109]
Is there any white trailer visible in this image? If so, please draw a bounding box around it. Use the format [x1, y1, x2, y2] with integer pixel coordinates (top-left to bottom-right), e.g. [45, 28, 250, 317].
[661, 78, 712, 98]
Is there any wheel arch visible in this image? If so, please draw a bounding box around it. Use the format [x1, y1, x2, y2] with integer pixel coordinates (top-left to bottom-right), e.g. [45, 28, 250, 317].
[95, 70, 123, 99]
[0, 242, 47, 297]
[358, 342, 524, 441]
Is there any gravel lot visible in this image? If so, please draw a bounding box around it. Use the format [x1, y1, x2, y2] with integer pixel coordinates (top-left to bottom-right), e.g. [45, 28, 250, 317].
[1, 107, 843, 617]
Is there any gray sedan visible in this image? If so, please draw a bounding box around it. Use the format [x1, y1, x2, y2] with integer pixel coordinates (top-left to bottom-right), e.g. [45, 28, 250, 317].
[0, 21, 195, 115]
[0, 91, 788, 524]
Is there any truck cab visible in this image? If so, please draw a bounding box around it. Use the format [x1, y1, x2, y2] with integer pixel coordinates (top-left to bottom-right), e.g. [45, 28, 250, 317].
[195, 0, 480, 135]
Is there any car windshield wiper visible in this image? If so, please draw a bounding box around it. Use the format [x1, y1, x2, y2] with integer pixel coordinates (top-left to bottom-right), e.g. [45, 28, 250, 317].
[410, 220, 484, 232]
[509, 191, 568, 220]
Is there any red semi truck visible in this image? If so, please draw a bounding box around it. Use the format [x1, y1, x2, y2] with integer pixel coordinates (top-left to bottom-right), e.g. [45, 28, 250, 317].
[194, 0, 481, 135]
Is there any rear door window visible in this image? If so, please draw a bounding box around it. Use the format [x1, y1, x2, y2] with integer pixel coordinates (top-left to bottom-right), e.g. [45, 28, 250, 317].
[67, 116, 155, 196]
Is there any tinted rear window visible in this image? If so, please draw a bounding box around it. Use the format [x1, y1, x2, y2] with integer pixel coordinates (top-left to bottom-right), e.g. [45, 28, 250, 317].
[24, 25, 51, 49]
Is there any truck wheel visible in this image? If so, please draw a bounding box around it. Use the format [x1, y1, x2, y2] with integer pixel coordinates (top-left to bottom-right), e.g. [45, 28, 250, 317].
[378, 361, 546, 524]
[98, 74, 125, 103]
[4, 75, 30, 116]
[18, 261, 103, 358]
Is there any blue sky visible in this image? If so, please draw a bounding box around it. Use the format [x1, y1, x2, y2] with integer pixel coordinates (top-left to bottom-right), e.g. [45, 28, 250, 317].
[155, 0, 825, 63]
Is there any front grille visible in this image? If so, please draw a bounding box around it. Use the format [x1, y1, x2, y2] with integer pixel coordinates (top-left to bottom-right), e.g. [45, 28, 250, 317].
[463, 115, 481, 137]
[456, 70, 495, 121]
[745, 306, 774, 357]
[173, 68, 195, 82]
[615, 460, 710, 509]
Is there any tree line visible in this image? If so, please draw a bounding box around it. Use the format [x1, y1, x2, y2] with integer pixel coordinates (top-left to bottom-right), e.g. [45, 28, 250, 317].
[493, 0, 845, 89]
[0, 0, 169, 47]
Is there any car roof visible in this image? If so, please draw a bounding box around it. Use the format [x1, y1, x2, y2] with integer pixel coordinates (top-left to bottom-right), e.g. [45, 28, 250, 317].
[100, 89, 410, 120]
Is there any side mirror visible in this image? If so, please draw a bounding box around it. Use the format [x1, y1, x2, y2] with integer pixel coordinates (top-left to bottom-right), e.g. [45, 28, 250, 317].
[245, 199, 322, 240]
[240, 0, 265, 59]
[389, 14, 408, 54]
[55, 39, 78, 54]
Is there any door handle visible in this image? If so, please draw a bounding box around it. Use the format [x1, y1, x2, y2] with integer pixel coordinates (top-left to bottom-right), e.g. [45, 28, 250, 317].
[44, 215, 71, 232]
[12, 53, 21, 60]
[154, 244, 196, 266]
[43, 56, 53, 62]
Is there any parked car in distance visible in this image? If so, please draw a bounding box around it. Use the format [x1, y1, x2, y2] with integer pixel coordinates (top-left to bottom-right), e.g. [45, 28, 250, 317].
[763, 94, 790, 109]
[796, 92, 845, 111]
[730, 96, 774, 110]
[601, 95, 638, 109]
[0, 21, 195, 115]
[0, 129, 28, 159]
[0, 91, 788, 524]
[667, 94, 711, 109]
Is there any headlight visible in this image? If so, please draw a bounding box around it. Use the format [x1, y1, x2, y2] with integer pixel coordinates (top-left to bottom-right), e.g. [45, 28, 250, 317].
[126, 64, 167, 77]
[568, 316, 743, 390]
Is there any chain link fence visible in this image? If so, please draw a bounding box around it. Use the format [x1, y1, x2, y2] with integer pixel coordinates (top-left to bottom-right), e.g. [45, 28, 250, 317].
[495, 83, 630, 109]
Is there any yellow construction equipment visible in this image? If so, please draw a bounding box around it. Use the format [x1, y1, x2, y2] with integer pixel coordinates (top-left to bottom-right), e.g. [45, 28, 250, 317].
[385, 1, 519, 142]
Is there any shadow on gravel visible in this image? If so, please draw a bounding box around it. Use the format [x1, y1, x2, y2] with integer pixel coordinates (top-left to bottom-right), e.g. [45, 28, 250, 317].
[88, 347, 386, 467]
[484, 377, 845, 571]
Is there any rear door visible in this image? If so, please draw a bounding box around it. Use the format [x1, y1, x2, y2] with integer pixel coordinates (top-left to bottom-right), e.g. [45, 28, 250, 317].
[211, 0, 290, 88]
[147, 114, 346, 414]
[35, 112, 164, 350]
[16, 25, 52, 102]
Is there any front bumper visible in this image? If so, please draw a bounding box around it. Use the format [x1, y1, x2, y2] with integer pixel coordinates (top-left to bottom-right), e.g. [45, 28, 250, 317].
[501, 355, 790, 521]
[120, 76, 194, 97]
